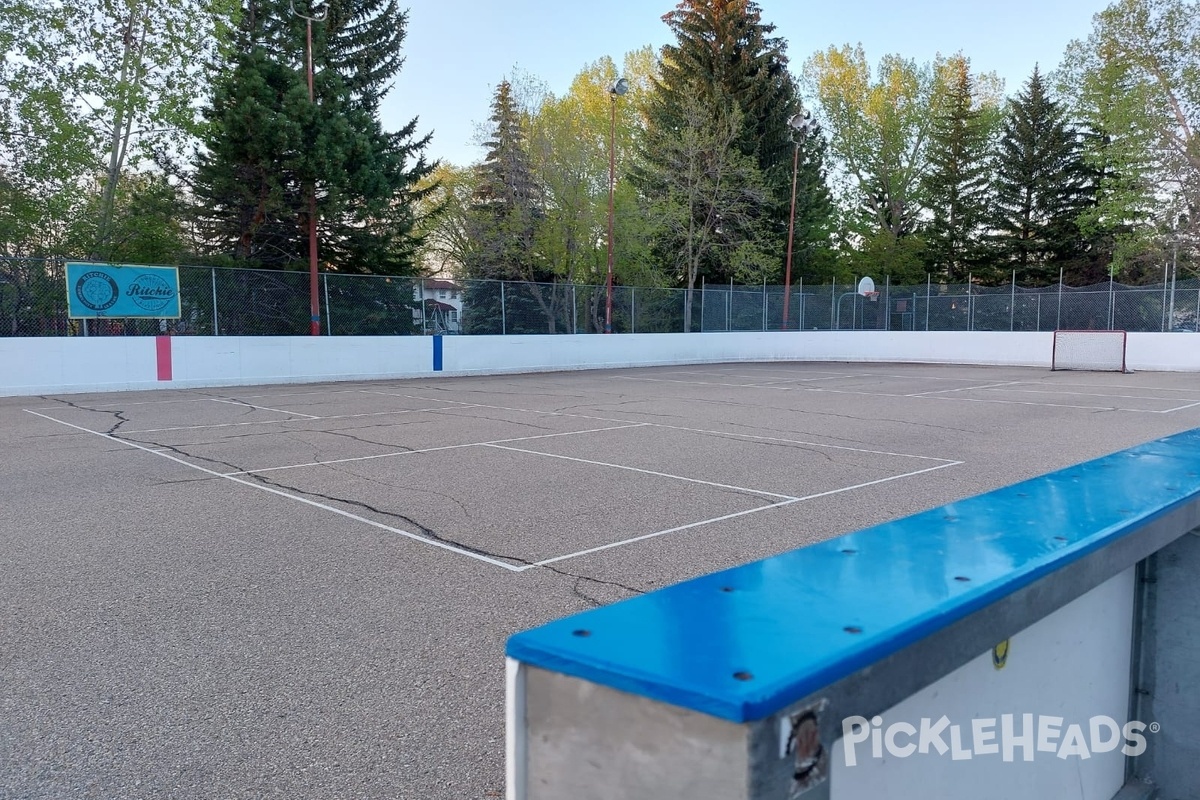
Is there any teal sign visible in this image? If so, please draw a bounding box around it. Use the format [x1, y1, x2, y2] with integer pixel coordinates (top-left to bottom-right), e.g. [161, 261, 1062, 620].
[65, 262, 181, 319]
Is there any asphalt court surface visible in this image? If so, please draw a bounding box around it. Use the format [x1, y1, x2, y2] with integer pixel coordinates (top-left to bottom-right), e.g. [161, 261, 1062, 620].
[5, 361, 1200, 799]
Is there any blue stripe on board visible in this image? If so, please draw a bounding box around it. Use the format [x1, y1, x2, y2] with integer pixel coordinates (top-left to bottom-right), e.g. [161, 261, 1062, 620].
[432, 335, 443, 371]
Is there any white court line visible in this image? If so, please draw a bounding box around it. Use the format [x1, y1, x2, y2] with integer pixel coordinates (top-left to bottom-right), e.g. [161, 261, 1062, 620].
[24, 409, 524, 572]
[663, 370, 855, 382]
[527, 460, 964, 569]
[615, 375, 927, 401]
[965, 386, 1200, 403]
[1161, 401, 1200, 413]
[211, 398, 320, 419]
[120, 405, 474, 434]
[26, 388, 368, 411]
[905, 381, 1024, 396]
[223, 423, 651, 476]
[377, 392, 956, 462]
[483, 444, 800, 500]
[614, 376, 1161, 413]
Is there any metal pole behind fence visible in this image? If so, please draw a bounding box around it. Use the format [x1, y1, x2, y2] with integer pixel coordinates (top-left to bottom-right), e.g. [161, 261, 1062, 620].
[211, 267, 219, 335]
[324, 273, 331, 335]
[500, 281, 506, 335]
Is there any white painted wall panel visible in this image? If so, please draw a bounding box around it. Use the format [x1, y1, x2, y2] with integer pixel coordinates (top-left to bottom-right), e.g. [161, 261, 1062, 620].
[831, 568, 1136, 799]
[2, 331, 1198, 397]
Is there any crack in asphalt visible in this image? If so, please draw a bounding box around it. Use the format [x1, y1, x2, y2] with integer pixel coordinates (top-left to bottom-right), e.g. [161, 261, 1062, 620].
[35, 395, 651, 604]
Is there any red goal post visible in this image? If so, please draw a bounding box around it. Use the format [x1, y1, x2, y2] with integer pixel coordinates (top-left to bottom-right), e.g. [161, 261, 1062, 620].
[1051, 330, 1129, 372]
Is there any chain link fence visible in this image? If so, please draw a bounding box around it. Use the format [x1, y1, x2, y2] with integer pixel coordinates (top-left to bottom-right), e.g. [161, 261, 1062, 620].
[4, 257, 1199, 337]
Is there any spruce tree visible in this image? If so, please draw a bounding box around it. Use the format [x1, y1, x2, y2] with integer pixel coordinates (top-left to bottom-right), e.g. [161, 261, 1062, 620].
[921, 58, 996, 281]
[464, 80, 542, 282]
[640, 0, 831, 283]
[191, 0, 433, 275]
[462, 80, 571, 333]
[991, 67, 1092, 283]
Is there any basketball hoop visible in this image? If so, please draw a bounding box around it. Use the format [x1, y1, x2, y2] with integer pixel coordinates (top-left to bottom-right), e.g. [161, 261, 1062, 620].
[864, 291, 879, 302]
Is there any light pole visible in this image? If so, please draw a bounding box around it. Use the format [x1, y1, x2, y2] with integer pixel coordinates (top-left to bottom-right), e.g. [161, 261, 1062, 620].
[605, 76, 628, 334]
[782, 106, 818, 331]
[291, 0, 326, 336]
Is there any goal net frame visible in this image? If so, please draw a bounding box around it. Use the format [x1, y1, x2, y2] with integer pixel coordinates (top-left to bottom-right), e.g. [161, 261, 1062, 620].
[1051, 330, 1129, 372]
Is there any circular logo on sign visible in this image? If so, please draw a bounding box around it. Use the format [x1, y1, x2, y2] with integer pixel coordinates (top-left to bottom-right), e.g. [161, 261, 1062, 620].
[75, 271, 119, 312]
[127, 273, 176, 313]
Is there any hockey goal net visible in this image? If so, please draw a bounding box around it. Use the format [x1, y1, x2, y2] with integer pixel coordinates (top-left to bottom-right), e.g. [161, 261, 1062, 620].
[1051, 330, 1128, 372]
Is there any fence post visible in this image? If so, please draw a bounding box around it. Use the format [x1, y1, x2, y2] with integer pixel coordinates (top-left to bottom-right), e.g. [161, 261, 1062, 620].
[420, 279, 427, 334]
[1010, 270, 1016, 331]
[211, 267, 219, 335]
[700, 277, 705, 332]
[884, 275, 890, 331]
[323, 273, 331, 336]
[726, 277, 732, 331]
[1162, 264, 1169, 331]
[926, 273, 931, 332]
[572, 284, 578, 334]
[1109, 272, 1115, 330]
[1057, 267, 1063, 330]
[798, 277, 804, 331]
[500, 281, 506, 335]
[630, 287, 636, 334]
[830, 278, 836, 330]
[967, 273, 973, 331]
[762, 279, 767, 332]
[1168, 262, 1177, 331]
[1195, 286, 1199, 333]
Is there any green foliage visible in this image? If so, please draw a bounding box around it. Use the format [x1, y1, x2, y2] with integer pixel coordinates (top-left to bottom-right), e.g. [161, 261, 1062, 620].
[1058, 0, 1198, 278]
[991, 67, 1093, 283]
[638, 88, 775, 328]
[191, 0, 433, 275]
[645, 0, 832, 281]
[921, 56, 1001, 281]
[0, 0, 239, 259]
[803, 46, 939, 280]
[464, 79, 543, 281]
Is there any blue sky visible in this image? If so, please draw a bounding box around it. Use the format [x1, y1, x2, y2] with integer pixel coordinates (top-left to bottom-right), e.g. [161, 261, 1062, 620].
[387, 0, 1113, 168]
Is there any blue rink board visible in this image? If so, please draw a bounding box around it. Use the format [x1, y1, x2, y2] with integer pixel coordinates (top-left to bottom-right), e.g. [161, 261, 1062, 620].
[506, 428, 1200, 723]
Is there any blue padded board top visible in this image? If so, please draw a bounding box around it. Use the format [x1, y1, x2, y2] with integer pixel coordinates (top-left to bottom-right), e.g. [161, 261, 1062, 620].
[506, 429, 1200, 722]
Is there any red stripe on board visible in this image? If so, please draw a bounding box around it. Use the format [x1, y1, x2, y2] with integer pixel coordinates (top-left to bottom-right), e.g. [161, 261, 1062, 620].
[156, 335, 172, 381]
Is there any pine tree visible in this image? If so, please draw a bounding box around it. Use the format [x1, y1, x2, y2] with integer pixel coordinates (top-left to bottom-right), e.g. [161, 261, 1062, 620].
[640, 0, 831, 283]
[191, 0, 433, 275]
[991, 67, 1092, 283]
[921, 57, 996, 281]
